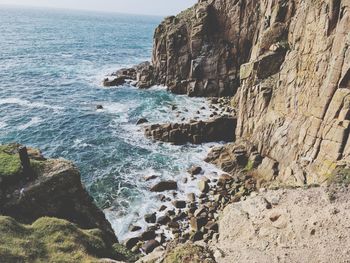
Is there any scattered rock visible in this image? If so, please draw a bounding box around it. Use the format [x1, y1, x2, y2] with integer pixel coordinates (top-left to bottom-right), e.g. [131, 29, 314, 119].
[137, 118, 149, 125]
[188, 166, 203, 175]
[144, 213, 156, 224]
[157, 215, 171, 225]
[198, 180, 210, 193]
[124, 237, 139, 250]
[129, 225, 142, 232]
[150, 181, 178, 192]
[144, 174, 158, 181]
[142, 240, 160, 254]
[172, 200, 186, 209]
[141, 230, 156, 241]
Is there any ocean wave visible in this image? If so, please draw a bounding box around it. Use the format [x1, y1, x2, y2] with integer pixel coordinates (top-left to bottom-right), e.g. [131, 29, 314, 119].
[0, 121, 7, 129]
[72, 138, 93, 148]
[0, 97, 64, 111]
[18, 117, 42, 130]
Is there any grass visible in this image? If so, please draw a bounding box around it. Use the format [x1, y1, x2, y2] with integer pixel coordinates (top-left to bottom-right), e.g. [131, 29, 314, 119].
[0, 216, 139, 263]
[0, 145, 22, 180]
[163, 244, 214, 263]
[327, 167, 350, 186]
[244, 160, 255, 172]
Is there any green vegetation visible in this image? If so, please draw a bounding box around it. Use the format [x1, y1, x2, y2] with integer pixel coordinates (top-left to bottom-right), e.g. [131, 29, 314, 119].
[327, 167, 350, 186]
[0, 145, 22, 180]
[244, 160, 255, 172]
[163, 244, 214, 263]
[0, 216, 137, 263]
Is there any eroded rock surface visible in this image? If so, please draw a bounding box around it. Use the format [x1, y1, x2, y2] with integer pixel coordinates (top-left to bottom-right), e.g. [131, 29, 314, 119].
[210, 187, 350, 263]
[144, 117, 236, 145]
[148, 0, 350, 186]
[0, 144, 116, 244]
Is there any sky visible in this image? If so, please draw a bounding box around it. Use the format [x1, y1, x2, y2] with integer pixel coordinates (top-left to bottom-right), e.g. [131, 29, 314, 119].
[0, 0, 197, 16]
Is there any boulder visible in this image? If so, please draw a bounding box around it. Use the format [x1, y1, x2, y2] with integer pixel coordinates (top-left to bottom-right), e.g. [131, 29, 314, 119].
[157, 215, 171, 225]
[142, 240, 160, 254]
[172, 200, 186, 209]
[103, 76, 126, 87]
[198, 180, 210, 193]
[188, 166, 202, 175]
[150, 181, 178, 192]
[144, 117, 237, 145]
[144, 213, 156, 223]
[124, 237, 139, 250]
[129, 225, 142, 232]
[137, 118, 149, 125]
[140, 230, 156, 241]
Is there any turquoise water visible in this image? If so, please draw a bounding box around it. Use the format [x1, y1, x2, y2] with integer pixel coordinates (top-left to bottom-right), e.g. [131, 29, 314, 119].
[0, 6, 221, 240]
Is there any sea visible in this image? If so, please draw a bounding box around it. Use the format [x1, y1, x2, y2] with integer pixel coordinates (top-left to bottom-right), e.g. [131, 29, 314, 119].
[0, 6, 222, 240]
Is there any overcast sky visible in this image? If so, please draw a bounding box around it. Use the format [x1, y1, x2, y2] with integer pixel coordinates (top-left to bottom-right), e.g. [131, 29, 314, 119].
[0, 0, 197, 16]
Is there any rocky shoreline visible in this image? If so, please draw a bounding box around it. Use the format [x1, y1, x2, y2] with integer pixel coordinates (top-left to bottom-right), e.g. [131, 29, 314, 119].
[114, 97, 260, 257]
[100, 0, 350, 261]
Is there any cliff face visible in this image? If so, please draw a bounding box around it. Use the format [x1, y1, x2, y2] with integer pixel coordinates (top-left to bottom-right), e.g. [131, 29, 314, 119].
[151, 0, 350, 185]
[0, 144, 116, 244]
[152, 0, 259, 96]
[0, 144, 138, 262]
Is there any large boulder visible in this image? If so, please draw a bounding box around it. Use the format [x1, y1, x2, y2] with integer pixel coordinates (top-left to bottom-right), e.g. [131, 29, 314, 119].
[150, 180, 178, 192]
[144, 117, 236, 145]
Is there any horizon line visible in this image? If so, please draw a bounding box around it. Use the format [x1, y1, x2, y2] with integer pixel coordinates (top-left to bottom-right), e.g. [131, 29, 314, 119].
[0, 3, 169, 18]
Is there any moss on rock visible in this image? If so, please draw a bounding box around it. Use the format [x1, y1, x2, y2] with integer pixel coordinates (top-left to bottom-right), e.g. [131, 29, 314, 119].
[0, 145, 22, 180]
[0, 215, 138, 263]
[163, 244, 215, 263]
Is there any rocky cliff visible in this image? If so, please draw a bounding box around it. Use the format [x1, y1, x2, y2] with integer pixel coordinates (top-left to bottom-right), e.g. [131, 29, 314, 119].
[148, 0, 350, 187]
[0, 144, 137, 262]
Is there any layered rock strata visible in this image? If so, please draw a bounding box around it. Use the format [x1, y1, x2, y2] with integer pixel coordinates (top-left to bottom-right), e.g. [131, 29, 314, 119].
[107, 0, 350, 187]
[145, 0, 350, 187]
[144, 117, 236, 145]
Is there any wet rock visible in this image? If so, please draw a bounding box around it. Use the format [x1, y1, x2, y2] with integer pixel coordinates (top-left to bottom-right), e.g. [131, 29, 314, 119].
[141, 230, 156, 241]
[190, 216, 208, 231]
[198, 180, 210, 193]
[129, 224, 142, 232]
[172, 200, 186, 209]
[159, 205, 167, 212]
[144, 117, 237, 145]
[188, 166, 202, 175]
[124, 237, 139, 250]
[96, 105, 103, 110]
[168, 221, 180, 229]
[205, 221, 218, 232]
[137, 118, 149, 125]
[103, 76, 127, 87]
[172, 212, 187, 221]
[144, 174, 158, 181]
[166, 210, 176, 217]
[150, 180, 177, 192]
[194, 207, 207, 218]
[157, 215, 171, 225]
[187, 193, 196, 202]
[190, 231, 204, 242]
[144, 213, 156, 223]
[142, 240, 160, 254]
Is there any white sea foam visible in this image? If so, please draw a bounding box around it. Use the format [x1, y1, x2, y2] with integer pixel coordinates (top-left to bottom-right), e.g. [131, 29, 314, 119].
[105, 94, 227, 241]
[0, 97, 64, 111]
[72, 138, 93, 148]
[18, 117, 42, 130]
[0, 121, 7, 129]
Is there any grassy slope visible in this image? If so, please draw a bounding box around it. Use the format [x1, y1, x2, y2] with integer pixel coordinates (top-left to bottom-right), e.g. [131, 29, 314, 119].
[0, 216, 139, 263]
[0, 145, 22, 180]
